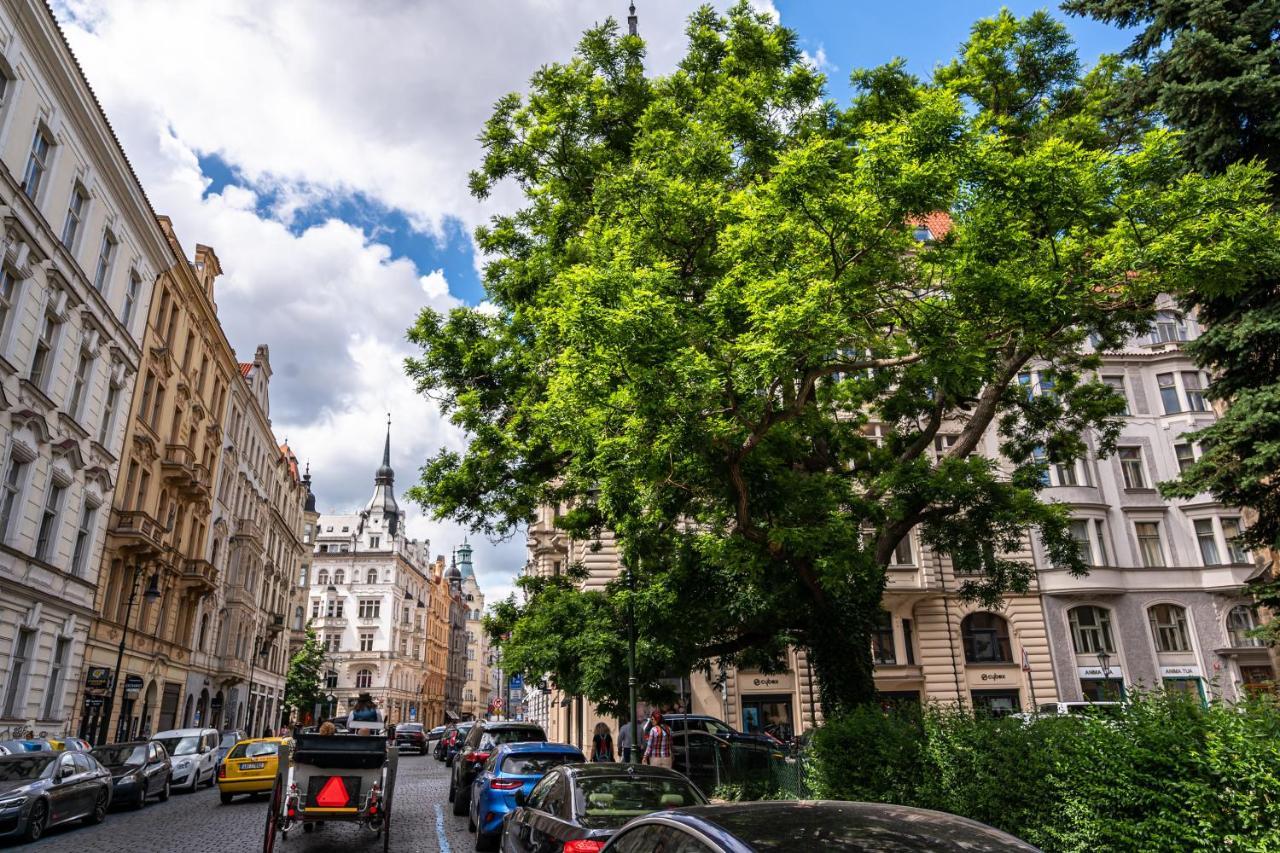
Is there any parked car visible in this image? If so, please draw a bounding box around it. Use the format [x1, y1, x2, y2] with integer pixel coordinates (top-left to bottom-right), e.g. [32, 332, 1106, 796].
[598, 801, 1040, 852]
[152, 727, 219, 791]
[0, 739, 53, 756]
[0, 751, 113, 843]
[1035, 701, 1122, 717]
[501, 763, 707, 853]
[467, 742, 584, 850]
[429, 725, 447, 743]
[394, 722, 429, 755]
[450, 722, 546, 815]
[215, 729, 248, 765]
[440, 721, 476, 765]
[660, 714, 782, 750]
[90, 740, 172, 809]
[216, 737, 286, 804]
[667, 730, 782, 797]
[48, 737, 93, 752]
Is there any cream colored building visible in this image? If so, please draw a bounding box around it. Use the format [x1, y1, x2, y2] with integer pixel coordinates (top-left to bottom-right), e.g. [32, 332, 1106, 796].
[0, 0, 178, 738]
[455, 541, 490, 721]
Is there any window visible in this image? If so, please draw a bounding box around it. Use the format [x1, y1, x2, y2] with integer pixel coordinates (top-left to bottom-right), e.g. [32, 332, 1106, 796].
[359, 632, 374, 651]
[1157, 373, 1181, 414]
[92, 230, 116, 291]
[333, 569, 345, 585]
[355, 669, 373, 689]
[122, 271, 141, 327]
[311, 599, 320, 619]
[137, 372, 155, 428]
[1092, 519, 1110, 566]
[149, 383, 165, 429]
[1118, 447, 1147, 489]
[1148, 604, 1190, 652]
[1151, 311, 1187, 343]
[370, 536, 380, 548]
[23, 127, 53, 201]
[0, 265, 18, 337]
[42, 637, 70, 720]
[366, 568, 378, 584]
[1101, 375, 1129, 415]
[358, 599, 381, 619]
[892, 534, 914, 566]
[1194, 519, 1221, 566]
[1174, 443, 1195, 474]
[872, 611, 896, 665]
[68, 350, 93, 418]
[324, 670, 338, 690]
[1031, 446, 1051, 486]
[324, 633, 341, 653]
[1068, 606, 1115, 654]
[61, 185, 88, 249]
[35, 481, 65, 561]
[71, 501, 96, 576]
[1068, 520, 1093, 565]
[2, 628, 33, 717]
[1227, 605, 1263, 648]
[316, 568, 329, 585]
[961, 612, 1012, 663]
[1221, 517, 1248, 564]
[0, 455, 29, 541]
[1135, 521, 1164, 567]
[1182, 372, 1207, 412]
[29, 313, 61, 389]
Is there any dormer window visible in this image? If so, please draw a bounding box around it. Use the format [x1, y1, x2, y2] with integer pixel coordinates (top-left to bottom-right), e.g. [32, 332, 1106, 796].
[912, 225, 933, 242]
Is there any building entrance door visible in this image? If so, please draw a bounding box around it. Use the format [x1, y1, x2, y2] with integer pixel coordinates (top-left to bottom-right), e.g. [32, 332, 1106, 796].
[158, 682, 181, 731]
[740, 694, 794, 743]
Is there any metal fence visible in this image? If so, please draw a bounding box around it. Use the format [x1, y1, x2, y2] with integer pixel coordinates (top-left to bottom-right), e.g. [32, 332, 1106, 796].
[679, 742, 810, 801]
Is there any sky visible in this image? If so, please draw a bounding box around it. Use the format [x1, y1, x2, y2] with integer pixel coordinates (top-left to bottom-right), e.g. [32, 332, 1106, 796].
[52, 1, 1134, 607]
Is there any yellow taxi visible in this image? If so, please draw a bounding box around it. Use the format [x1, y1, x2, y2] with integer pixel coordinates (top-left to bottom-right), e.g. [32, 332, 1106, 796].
[217, 737, 287, 803]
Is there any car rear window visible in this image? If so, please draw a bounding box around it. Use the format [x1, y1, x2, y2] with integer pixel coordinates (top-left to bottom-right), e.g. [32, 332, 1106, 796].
[398, 724, 424, 733]
[480, 728, 547, 750]
[501, 752, 582, 775]
[228, 741, 279, 759]
[574, 775, 704, 829]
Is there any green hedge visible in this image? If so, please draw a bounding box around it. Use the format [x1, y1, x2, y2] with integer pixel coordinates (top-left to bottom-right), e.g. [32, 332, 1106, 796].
[806, 694, 1280, 852]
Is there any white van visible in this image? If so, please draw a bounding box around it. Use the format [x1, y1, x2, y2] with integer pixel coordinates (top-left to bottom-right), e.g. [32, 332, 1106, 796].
[1036, 702, 1122, 717]
[152, 727, 220, 791]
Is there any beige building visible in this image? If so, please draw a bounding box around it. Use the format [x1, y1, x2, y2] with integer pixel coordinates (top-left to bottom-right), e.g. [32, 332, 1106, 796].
[455, 541, 490, 721]
[80, 222, 237, 741]
[423, 554, 450, 725]
[0, 0, 169, 738]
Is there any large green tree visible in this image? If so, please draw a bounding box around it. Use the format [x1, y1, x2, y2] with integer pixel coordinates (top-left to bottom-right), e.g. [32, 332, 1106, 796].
[408, 4, 1277, 713]
[284, 624, 327, 722]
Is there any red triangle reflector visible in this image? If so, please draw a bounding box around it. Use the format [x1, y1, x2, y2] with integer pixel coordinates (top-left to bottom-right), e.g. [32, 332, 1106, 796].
[315, 776, 350, 808]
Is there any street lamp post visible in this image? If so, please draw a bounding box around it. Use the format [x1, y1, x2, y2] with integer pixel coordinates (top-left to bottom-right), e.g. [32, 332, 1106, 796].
[1097, 650, 1114, 701]
[625, 558, 639, 764]
[98, 564, 160, 745]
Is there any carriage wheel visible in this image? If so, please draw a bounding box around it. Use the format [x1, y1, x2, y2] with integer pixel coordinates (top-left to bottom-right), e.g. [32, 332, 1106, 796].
[262, 777, 282, 853]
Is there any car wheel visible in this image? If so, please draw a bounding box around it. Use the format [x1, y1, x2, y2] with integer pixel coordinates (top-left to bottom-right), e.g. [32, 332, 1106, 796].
[475, 828, 499, 852]
[448, 779, 455, 802]
[221, 792, 234, 805]
[204, 766, 217, 787]
[159, 778, 171, 802]
[451, 781, 469, 816]
[468, 796, 476, 832]
[23, 800, 48, 842]
[85, 789, 109, 825]
[134, 785, 148, 810]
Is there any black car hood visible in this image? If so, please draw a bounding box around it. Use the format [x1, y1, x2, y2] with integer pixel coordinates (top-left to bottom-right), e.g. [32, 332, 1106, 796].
[104, 765, 142, 780]
[0, 778, 40, 796]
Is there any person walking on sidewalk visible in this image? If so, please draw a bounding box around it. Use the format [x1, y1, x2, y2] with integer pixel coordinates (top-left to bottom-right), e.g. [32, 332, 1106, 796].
[617, 714, 634, 762]
[591, 722, 615, 762]
[642, 710, 673, 769]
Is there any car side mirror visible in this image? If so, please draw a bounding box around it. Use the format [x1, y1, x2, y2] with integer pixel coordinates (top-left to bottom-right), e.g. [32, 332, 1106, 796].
[514, 791, 527, 808]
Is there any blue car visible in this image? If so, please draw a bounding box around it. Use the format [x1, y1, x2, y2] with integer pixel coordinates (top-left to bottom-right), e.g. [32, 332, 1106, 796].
[468, 741, 584, 851]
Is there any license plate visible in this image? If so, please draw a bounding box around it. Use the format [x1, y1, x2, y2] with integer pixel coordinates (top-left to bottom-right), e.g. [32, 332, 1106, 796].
[239, 761, 266, 771]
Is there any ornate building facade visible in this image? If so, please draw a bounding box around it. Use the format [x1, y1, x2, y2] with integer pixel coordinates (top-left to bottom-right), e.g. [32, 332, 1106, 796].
[308, 425, 434, 725]
[0, 0, 168, 738]
[424, 553, 450, 725]
[444, 555, 466, 721]
[456, 541, 490, 721]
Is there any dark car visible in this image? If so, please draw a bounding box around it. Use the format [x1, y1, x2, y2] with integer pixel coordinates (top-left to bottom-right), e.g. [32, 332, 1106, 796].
[0, 751, 113, 843]
[440, 721, 476, 766]
[660, 714, 782, 750]
[90, 741, 172, 809]
[599, 801, 1040, 852]
[428, 725, 447, 743]
[394, 722, 428, 755]
[450, 722, 546, 815]
[502, 763, 707, 852]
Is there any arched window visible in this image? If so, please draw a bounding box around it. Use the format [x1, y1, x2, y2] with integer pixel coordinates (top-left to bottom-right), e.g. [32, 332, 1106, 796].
[1068, 606, 1115, 654]
[197, 613, 209, 652]
[333, 569, 345, 585]
[355, 669, 373, 689]
[1227, 605, 1263, 648]
[367, 568, 378, 584]
[317, 568, 329, 585]
[1148, 604, 1191, 652]
[961, 612, 1011, 663]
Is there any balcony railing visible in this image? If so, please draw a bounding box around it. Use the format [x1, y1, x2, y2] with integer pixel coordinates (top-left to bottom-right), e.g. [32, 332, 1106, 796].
[181, 558, 218, 592]
[234, 516, 264, 543]
[107, 509, 167, 553]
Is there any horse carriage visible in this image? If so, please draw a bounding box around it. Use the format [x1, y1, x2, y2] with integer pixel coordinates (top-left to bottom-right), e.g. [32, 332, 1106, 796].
[262, 728, 397, 852]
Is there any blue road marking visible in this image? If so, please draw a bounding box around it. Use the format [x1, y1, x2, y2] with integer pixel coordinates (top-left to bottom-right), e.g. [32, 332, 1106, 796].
[435, 802, 452, 853]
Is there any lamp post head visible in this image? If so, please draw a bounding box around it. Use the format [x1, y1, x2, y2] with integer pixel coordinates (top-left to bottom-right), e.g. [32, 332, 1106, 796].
[1096, 650, 1112, 675]
[143, 573, 162, 602]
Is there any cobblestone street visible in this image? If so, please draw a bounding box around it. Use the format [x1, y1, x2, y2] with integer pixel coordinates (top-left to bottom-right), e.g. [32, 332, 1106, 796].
[6, 751, 472, 853]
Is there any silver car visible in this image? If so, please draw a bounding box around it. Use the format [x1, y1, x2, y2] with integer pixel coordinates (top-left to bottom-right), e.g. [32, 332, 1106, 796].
[151, 728, 219, 791]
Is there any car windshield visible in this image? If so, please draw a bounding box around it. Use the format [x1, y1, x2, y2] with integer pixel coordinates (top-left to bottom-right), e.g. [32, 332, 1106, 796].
[501, 752, 581, 775]
[398, 724, 423, 733]
[480, 728, 546, 750]
[92, 745, 147, 767]
[0, 756, 55, 781]
[228, 742, 278, 759]
[574, 775, 705, 829]
[219, 733, 241, 748]
[156, 736, 199, 756]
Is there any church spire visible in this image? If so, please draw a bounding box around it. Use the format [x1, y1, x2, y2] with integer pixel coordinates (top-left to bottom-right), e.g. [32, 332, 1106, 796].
[375, 413, 393, 485]
[627, 2, 638, 36]
[367, 414, 399, 535]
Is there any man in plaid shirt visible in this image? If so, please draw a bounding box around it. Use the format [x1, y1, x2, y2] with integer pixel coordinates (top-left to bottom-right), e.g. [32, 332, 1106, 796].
[642, 710, 673, 769]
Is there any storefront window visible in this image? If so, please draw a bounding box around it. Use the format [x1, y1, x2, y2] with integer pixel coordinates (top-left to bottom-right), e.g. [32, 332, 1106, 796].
[1161, 677, 1204, 703]
[740, 695, 794, 743]
[1079, 678, 1124, 702]
[970, 689, 1020, 717]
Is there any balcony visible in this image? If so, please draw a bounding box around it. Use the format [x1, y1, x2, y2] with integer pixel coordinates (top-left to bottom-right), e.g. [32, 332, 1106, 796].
[234, 516, 264, 545]
[267, 613, 286, 634]
[106, 509, 166, 556]
[181, 558, 219, 594]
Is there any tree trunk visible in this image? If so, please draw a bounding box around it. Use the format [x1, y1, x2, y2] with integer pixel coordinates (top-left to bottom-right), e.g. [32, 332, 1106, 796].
[802, 589, 880, 717]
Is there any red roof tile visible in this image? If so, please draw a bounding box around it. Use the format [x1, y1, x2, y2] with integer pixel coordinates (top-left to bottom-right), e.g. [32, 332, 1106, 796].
[907, 211, 954, 239]
[239, 363, 253, 378]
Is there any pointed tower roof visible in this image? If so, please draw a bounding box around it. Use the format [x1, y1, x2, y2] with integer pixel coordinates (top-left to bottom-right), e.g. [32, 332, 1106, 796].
[446, 553, 463, 588]
[628, 2, 638, 36]
[302, 461, 317, 513]
[457, 539, 475, 580]
[366, 414, 399, 535]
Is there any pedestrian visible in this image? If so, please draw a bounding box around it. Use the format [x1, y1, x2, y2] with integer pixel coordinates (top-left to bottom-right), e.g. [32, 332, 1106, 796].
[590, 722, 614, 762]
[642, 710, 673, 769]
[617, 715, 634, 763]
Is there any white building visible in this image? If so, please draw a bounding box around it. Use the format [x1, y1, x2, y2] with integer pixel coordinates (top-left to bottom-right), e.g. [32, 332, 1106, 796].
[0, 0, 169, 737]
[308, 424, 434, 724]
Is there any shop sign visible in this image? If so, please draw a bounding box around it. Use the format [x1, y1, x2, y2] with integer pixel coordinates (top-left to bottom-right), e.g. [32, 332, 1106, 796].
[123, 675, 144, 698]
[1076, 666, 1123, 679]
[83, 696, 104, 709]
[743, 673, 794, 692]
[84, 667, 112, 695]
[966, 668, 1017, 685]
[1159, 665, 1201, 678]
[210, 696, 224, 712]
